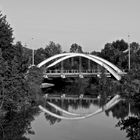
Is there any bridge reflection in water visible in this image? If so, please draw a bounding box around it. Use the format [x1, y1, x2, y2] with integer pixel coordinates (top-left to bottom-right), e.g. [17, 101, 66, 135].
[40, 94, 121, 120]
[44, 94, 100, 103]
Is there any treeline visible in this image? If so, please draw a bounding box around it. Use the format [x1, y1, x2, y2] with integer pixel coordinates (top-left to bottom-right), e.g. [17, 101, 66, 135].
[0, 12, 43, 112]
[33, 39, 140, 71]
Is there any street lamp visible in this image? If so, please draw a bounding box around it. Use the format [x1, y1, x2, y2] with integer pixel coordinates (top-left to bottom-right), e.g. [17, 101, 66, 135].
[31, 38, 35, 66]
[32, 48, 35, 66]
[128, 35, 130, 71]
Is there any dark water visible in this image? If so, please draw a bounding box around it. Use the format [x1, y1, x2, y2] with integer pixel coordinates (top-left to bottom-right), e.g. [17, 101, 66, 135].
[0, 79, 140, 140]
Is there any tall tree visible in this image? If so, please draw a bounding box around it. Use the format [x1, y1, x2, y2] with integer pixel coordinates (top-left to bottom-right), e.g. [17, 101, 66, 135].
[101, 40, 128, 69]
[130, 42, 140, 69]
[130, 42, 139, 53]
[2, 55, 30, 111]
[45, 41, 62, 57]
[34, 48, 46, 65]
[0, 11, 14, 60]
[13, 41, 29, 73]
[0, 49, 9, 109]
[70, 43, 83, 53]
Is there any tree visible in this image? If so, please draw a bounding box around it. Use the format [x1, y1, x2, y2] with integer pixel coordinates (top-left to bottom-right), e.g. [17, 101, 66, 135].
[0, 12, 44, 112]
[13, 41, 30, 73]
[45, 41, 62, 57]
[117, 104, 140, 140]
[0, 107, 40, 139]
[0, 49, 9, 109]
[0, 11, 14, 60]
[130, 42, 139, 53]
[70, 43, 83, 53]
[0, 42, 35, 111]
[129, 42, 140, 69]
[101, 40, 128, 69]
[90, 51, 101, 56]
[34, 48, 46, 65]
[2, 55, 30, 111]
[112, 39, 128, 51]
[69, 43, 83, 69]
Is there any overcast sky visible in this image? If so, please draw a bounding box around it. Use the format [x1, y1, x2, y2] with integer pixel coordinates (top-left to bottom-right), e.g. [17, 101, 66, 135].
[1, 0, 140, 52]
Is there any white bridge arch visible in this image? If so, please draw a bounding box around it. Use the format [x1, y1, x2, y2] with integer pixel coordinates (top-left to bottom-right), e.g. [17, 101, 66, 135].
[37, 53, 124, 80]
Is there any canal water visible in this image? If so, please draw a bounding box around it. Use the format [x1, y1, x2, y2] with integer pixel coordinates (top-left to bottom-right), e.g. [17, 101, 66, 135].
[26, 98, 129, 140]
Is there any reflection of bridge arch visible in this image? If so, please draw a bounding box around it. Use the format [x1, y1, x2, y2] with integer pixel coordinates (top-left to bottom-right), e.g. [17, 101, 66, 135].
[37, 53, 124, 80]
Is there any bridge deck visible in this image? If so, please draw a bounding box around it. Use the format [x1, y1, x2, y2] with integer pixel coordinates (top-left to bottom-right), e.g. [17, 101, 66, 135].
[43, 70, 111, 78]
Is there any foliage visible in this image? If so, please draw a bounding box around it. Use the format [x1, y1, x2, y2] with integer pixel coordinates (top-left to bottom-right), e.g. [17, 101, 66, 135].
[90, 51, 101, 57]
[26, 66, 44, 103]
[0, 49, 9, 109]
[34, 48, 46, 65]
[130, 42, 140, 69]
[33, 41, 62, 65]
[100, 39, 140, 71]
[120, 69, 140, 105]
[0, 107, 40, 140]
[70, 43, 83, 53]
[117, 105, 140, 140]
[45, 41, 62, 57]
[101, 40, 128, 69]
[2, 55, 30, 111]
[0, 11, 14, 60]
[26, 66, 43, 85]
[0, 12, 13, 49]
[13, 41, 29, 73]
[0, 39, 37, 111]
[0, 11, 44, 113]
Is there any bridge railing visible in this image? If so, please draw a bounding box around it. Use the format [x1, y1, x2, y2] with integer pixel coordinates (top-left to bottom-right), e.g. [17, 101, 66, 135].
[43, 69, 111, 78]
[45, 69, 107, 74]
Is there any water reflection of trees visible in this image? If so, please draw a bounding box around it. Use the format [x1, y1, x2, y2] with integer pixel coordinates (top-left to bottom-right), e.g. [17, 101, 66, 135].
[46, 98, 99, 111]
[105, 101, 129, 119]
[116, 103, 140, 140]
[44, 112, 61, 126]
[105, 100, 140, 120]
[0, 107, 40, 140]
[44, 103, 61, 125]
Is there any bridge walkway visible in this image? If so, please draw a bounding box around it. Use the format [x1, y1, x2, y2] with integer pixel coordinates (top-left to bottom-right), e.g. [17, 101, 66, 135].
[43, 69, 111, 78]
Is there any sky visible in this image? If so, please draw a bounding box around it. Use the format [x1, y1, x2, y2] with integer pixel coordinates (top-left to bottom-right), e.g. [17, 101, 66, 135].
[0, 0, 140, 52]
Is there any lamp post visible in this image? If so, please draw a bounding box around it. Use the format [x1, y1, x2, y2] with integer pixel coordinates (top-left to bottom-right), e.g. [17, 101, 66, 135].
[128, 35, 130, 71]
[25, 38, 35, 68]
[32, 49, 35, 66]
[31, 38, 35, 66]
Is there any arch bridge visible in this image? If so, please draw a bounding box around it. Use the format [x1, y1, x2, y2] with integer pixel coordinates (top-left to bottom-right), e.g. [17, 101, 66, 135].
[37, 53, 125, 80]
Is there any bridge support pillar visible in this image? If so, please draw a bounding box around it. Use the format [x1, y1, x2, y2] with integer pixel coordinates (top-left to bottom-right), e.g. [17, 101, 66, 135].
[79, 56, 83, 78]
[61, 61, 64, 74]
[79, 56, 82, 73]
[71, 57, 74, 67]
[88, 59, 91, 71]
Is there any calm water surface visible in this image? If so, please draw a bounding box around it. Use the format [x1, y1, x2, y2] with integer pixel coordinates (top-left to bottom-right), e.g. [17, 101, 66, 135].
[27, 98, 128, 140]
